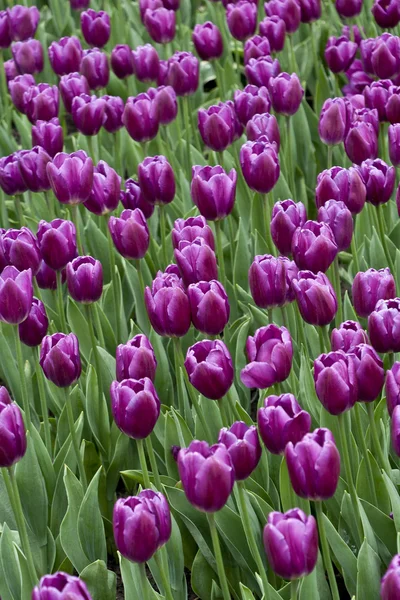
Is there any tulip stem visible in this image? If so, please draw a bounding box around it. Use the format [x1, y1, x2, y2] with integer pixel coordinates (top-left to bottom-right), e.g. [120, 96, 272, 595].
[2, 466, 38, 588]
[56, 270, 68, 333]
[215, 220, 227, 290]
[70, 205, 84, 255]
[85, 304, 105, 442]
[139, 562, 150, 600]
[315, 502, 340, 600]
[294, 305, 308, 358]
[182, 96, 192, 181]
[227, 389, 242, 421]
[337, 413, 362, 545]
[354, 404, 378, 505]
[106, 216, 121, 343]
[290, 579, 299, 600]
[154, 552, 174, 600]
[14, 195, 25, 227]
[327, 146, 333, 170]
[207, 512, 231, 600]
[219, 397, 230, 427]
[285, 117, 295, 196]
[237, 482, 270, 599]
[333, 257, 343, 326]
[376, 204, 395, 275]
[145, 436, 163, 491]
[64, 387, 87, 491]
[93, 302, 106, 348]
[137, 438, 152, 489]
[366, 402, 392, 477]
[13, 325, 32, 434]
[159, 205, 168, 268]
[350, 233, 360, 275]
[262, 193, 275, 255]
[288, 35, 297, 75]
[36, 348, 52, 458]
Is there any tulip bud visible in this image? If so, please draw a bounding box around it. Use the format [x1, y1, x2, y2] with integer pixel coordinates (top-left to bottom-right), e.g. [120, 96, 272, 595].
[70, 0, 91, 8]
[293, 270, 337, 326]
[314, 350, 358, 414]
[298, 0, 321, 21]
[234, 86, 270, 125]
[66, 256, 103, 304]
[258, 393, 311, 454]
[372, 34, 400, 80]
[0, 391, 26, 467]
[188, 280, 230, 335]
[325, 36, 357, 73]
[244, 35, 271, 65]
[241, 325, 293, 389]
[108, 209, 149, 260]
[218, 421, 261, 480]
[369, 298, 400, 353]
[249, 254, 288, 309]
[145, 270, 191, 337]
[0, 10, 11, 49]
[132, 44, 159, 82]
[48, 36, 83, 76]
[317, 200, 353, 252]
[12, 38, 43, 74]
[265, 0, 301, 34]
[111, 44, 135, 79]
[59, 72, 90, 113]
[381, 554, 400, 600]
[240, 137, 280, 193]
[81, 9, 111, 48]
[0, 152, 27, 196]
[246, 113, 280, 149]
[32, 118, 64, 158]
[331, 320, 369, 352]
[4, 59, 19, 82]
[373, 0, 400, 28]
[292, 220, 337, 273]
[268, 72, 304, 116]
[192, 22, 223, 62]
[387, 363, 400, 416]
[389, 124, 400, 166]
[245, 55, 281, 87]
[8, 73, 35, 113]
[121, 178, 154, 219]
[47, 150, 94, 205]
[352, 343, 385, 403]
[24, 83, 59, 123]
[198, 102, 237, 152]
[315, 166, 366, 214]
[353, 268, 396, 319]
[178, 441, 235, 511]
[157, 60, 169, 86]
[147, 85, 177, 125]
[72, 94, 106, 136]
[19, 297, 49, 347]
[111, 377, 160, 439]
[259, 15, 286, 52]
[352, 107, 379, 137]
[0, 266, 33, 325]
[113, 491, 171, 563]
[40, 332, 81, 387]
[80, 48, 109, 90]
[226, 1, 257, 41]
[191, 165, 237, 220]
[172, 216, 215, 250]
[174, 239, 218, 287]
[37, 219, 77, 271]
[84, 160, 121, 216]
[363, 80, 390, 122]
[346, 121, 379, 165]
[336, 0, 362, 17]
[270, 199, 306, 256]
[263, 509, 318, 579]
[185, 339, 234, 399]
[116, 335, 157, 382]
[18, 146, 51, 194]
[2, 227, 41, 274]
[357, 158, 395, 205]
[8, 6, 39, 41]
[33, 573, 92, 600]
[99, 95, 124, 134]
[138, 155, 175, 205]
[318, 97, 350, 145]
[167, 51, 199, 96]
[144, 7, 176, 43]
[286, 428, 340, 499]
[36, 261, 58, 290]
[122, 93, 159, 142]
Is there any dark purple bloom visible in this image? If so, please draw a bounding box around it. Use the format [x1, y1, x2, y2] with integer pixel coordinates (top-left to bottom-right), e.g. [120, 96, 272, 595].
[19, 297, 48, 347]
[0, 10, 11, 48]
[111, 44, 135, 79]
[246, 112, 280, 149]
[0, 266, 33, 325]
[386, 362, 400, 416]
[108, 209, 149, 259]
[268, 72, 304, 115]
[357, 158, 395, 205]
[387, 86, 400, 124]
[32, 573, 92, 600]
[4, 59, 18, 81]
[174, 239, 218, 287]
[198, 102, 237, 152]
[37, 219, 77, 271]
[138, 155, 175, 205]
[298, 0, 321, 21]
[40, 332, 81, 387]
[17, 146, 51, 193]
[265, 0, 301, 34]
[24, 83, 59, 123]
[218, 421, 261, 480]
[167, 51, 199, 96]
[259, 15, 286, 53]
[81, 9, 111, 48]
[47, 150, 93, 205]
[331, 320, 369, 352]
[172, 216, 214, 250]
[84, 160, 121, 215]
[364, 79, 391, 122]
[318, 97, 351, 145]
[102, 95, 124, 133]
[121, 179, 154, 219]
[0, 152, 27, 196]
[0, 392, 26, 468]
[352, 267, 396, 318]
[371, 34, 400, 80]
[59, 72, 90, 113]
[185, 340, 234, 400]
[369, 298, 400, 353]
[147, 85, 177, 125]
[32, 118, 63, 158]
[314, 350, 358, 414]
[116, 335, 157, 382]
[139, 0, 163, 21]
[292, 220, 337, 273]
[317, 200, 353, 252]
[389, 124, 400, 166]
[145, 270, 191, 337]
[345, 121, 378, 165]
[336, 0, 362, 17]
[191, 165, 237, 220]
[110, 377, 160, 439]
[315, 166, 366, 214]
[352, 107, 380, 137]
[372, 0, 400, 28]
[8, 6, 39, 41]
[244, 35, 271, 65]
[293, 270, 337, 326]
[12, 38, 43, 74]
[133, 44, 160, 82]
[240, 137, 280, 193]
[72, 93, 106, 136]
[70, 0, 91, 8]
[80, 48, 109, 90]
[144, 7, 176, 44]
[48, 36, 82, 76]
[325, 36, 357, 73]
[8, 73, 34, 113]
[270, 199, 307, 255]
[36, 261, 59, 290]
[258, 393, 311, 454]
[245, 55, 281, 87]
[392, 406, 400, 457]
[249, 254, 288, 308]
[1, 227, 41, 275]
[188, 280, 229, 335]
[351, 343, 385, 402]
[226, 1, 257, 41]
[193, 22, 223, 61]
[122, 93, 159, 142]
[66, 256, 103, 304]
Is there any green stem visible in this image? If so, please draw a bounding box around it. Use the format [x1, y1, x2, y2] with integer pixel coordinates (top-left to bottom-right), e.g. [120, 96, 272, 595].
[366, 402, 392, 477]
[285, 117, 295, 195]
[56, 270, 68, 332]
[315, 502, 340, 600]
[93, 302, 105, 348]
[137, 438, 151, 489]
[310, 22, 319, 75]
[13, 325, 32, 433]
[2, 467, 38, 588]
[182, 96, 192, 181]
[114, 131, 122, 176]
[288, 35, 297, 74]
[333, 257, 343, 326]
[376, 204, 395, 274]
[234, 39, 241, 79]
[15, 195, 24, 227]
[318, 327, 326, 355]
[323, 325, 331, 354]
[226, 389, 241, 421]
[44, 191, 55, 220]
[145, 436, 163, 491]
[64, 387, 87, 490]
[36, 348, 52, 457]
[290, 579, 299, 600]
[262, 193, 274, 255]
[219, 397, 230, 427]
[159, 204, 168, 268]
[154, 552, 174, 600]
[354, 404, 378, 505]
[139, 562, 150, 600]
[327, 145, 333, 170]
[215, 220, 226, 290]
[85, 304, 104, 436]
[295, 304, 308, 357]
[350, 231, 360, 274]
[207, 512, 231, 600]
[70, 205, 84, 255]
[237, 482, 270, 599]
[106, 216, 121, 343]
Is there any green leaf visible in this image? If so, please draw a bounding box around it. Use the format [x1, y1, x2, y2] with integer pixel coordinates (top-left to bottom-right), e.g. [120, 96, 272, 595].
[240, 583, 256, 599]
[67, 298, 92, 362]
[299, 566, 320, 600]
[85, 364, 110, 456]
[322, 513, 357, 597]
[0, 524, 21, 600]
[78, 468, 107, 564]
[279, 456, 310, 515]
[80, 560, 116, 600]
[60, 466, 89, 572]
[234, 218, 251, 294]
[356, 541, 381, 600]
[360, 499, 397, 558]
[382, 471, 400, 534]
[192, 550, 218, 600]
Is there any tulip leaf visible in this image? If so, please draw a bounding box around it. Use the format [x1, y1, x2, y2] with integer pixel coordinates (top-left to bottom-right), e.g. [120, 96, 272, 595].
[356, 541, 381, 600]
[299, 565, 320, 600]
[356, 451, 390, 514]
[0, 523, 21, 600]
[382, 471, 400, 533]
[0, 324, 21, 405]
[360, 499, 397, 559]
[369, 228, 388, 270]
[279, 457, 310, 515]
[66, 298, 92, 362]
[234, 218, 251, 295]
[60, 466, 89, 572]
[192, 549, 219, 600]
[14, 544, 34, 600]
[240, 583, 256, 599]
[85, 364, 110, 457]
[322, 513, 357, 597]
[78, 467, 107, 564]
[80, 560, 116, 600]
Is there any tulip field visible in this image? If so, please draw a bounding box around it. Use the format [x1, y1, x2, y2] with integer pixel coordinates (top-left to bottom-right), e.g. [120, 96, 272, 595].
[3, 0, 400, 599]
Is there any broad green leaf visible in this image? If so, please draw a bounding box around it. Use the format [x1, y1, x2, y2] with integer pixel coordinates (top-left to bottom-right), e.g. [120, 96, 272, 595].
[279, 457, 310, 515]
[322, 513, 357, 597]
[78, 468, 107, 564]
[0, 524, 21, 600]
[356, 541, 381, 600]
[80, 560, 116, 600]
[60, 466, 89, 572]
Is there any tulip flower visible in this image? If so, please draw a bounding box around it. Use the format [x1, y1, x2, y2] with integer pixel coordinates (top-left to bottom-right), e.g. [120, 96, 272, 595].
[372, 0, 400, 27]
[121, 179, 154, 219]
[59, 72, 90, 113]
[293, 270, 337, 326]
[145, 270, 191, 337]
[0, 266, 33, 325]
[268, 72, 304, 115]
[259, 15, 286, 52]
[12, 38, 43, 74]
[80, 48, 109, 90]
[40, 333, 82, 387]
[7, 6, 39, 41]
[66, 256, 103, 304]
[270, 199, 307, 255]
[122, 93, 159, 142]
[111, 44, 135, 79]
[386, 362, 400, 416]
[364, 80, 391, 122]
[351, 343, 385, 403]
[357, 158, 395, 205]
[234, 85, 271, 125]
[249, 254, 289, 308]
[185, 339, 234, 399]
[108, 209, 150, 260]
[148, 85, 177, 125]
[167, 51, 199, 96]
[174, 239, 218, 286]
[110, 377, 160, 439]
[116, 335, 157, 382]
[292, 220, 338, 274]
[138, 156, 175, 205]
[102, 95, 125, 133]
[240, 137, 280, 193]
[8, 73, 34, 113]
[188, 280, 230, 335]
[218, 421, 261, 480]
[246, 113, 280, 149]
[0, 10, 11, 49]
[258, 393, 311, 454]
[47, 150, 94, 205]
[32, 573, 92, 600]
[1, 227, 41, 275]
[24, 83, 59, 123]
[172, 216, 215, 250]
[84, 160, 121, 215]
[352, 268, 396, 318]
[191, 165, 237, 220]
[381, 554, 400, 600]
[244, 35, 271, 64]
[144, 7, 176, 44]
[314, 350, 358, 415]
[317, 200, 353, 252]
[31, 118, 64, 158]
[19, 297, 48, 347]
[0, 390, 26, 467]
[315, 166, 366, 214]
[37, 219, 77, 271]
[336, 0, 362, 17]
[318, 97, 350, 146]
[226, 1, 257, 41]
[198, 102, 237, 152]
[81, 9, 111, 48]
[369, 298, 400, 353]
[331, 321, 369, 352]
[265, 0, 301, 34]
[345, 121, 378, 165]
[193, 22, 223, 61]
[325, 36, 357, 73]
[48, 36, 83, 76]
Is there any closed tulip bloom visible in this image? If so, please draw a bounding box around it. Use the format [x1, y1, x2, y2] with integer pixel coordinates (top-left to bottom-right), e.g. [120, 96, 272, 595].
[2, 227, 41, 274]
[363, 80, 391, 122]
[84, 160, 121, 215]
[315, 166, 366, 214]
[19, 297, 48, 347]
[292, 220, 337, 273]
[0, 152, 27, 196]
[80, 48, 109, 90]
[185, 340, 234, 399]
[372, 0, 400, 28]
[259, 16, 286, 52]
[24, 83, 59, 123]
[314, 350, 358, 414]
[191, 165, 237, 220]
[352, 343, 385, 402]
[392, 405, 400, 457]
[0, 10, 11, 48]
[32, 118, 64, 158]
[286, 428, 340, 499]
[70, 0, 91, 8]
[145, 270, 191, 337]
[172, 216, 215, 250]
[188, 280, 229, 335]
[12, 38, 43, 74]
[37, 219, 77, 271]
[113, 491, 171, 563]
[59, 72, 90, 113]
[270, 199, 307, 255]
[381, 554, 400, 600]
[81, 9, 111, 48]
[336, 0, 362, 17]
[40, 332, 81, 387]
[36, 261, 60, 290]
[198, 102, 237, 152]
[32, 573, 92, 600]
[144, 7, 175, 44]
[281, 257, 299, 303]
[96, 96, 123, 134]
[167, 51, 199, 96]
[122, 93, 159, 142]
[4, 59, 18, 82]
[293, 270, 337, 326]
[0, 266, 33, 325]
[387, 86, 400, 124]
[352, 107, 379, 138]
[66, 256, 103, 304]
[268, 72, 304, 115]
[246, 113, 280, 149]
[345, 121, 378, 165]
[147, 85, 177, 125]
[258, 393, 311, 454]
[386, 363, 400, 416]
[353, 268, 396, 318]
[8, 73, 34, 113]
[193, 22, 223, 61]
[138, 155, 175, 205]
[241, 325, 293, 389]
[174, 239, 218, 286]
[249, 254, 288, 308]
[17, 146, 51, 193]
[389, 124, 400, 166]
[373, 34, 400, 79]
[245, 55, 281, 87]
[244, 35, 270, 64]
[121, 178, 154, 219]
[110, 377, 160, 439]
[318, 97, 350, 145]
[218, 421, 261, 480]
[48, 36, 82, 76]
[132, 44, 159, 82]
[357, 158, 395, 205]
[264, 509, 318, 579]
[8, 6, 39, 41]
[317, 200, 353, 252]
[369, 298, 400, 353]
[331, 320, 369, 352]
[265, 0, 301, 33]
[0, 392, 26, 467]
[71, 93, 106, 136]
[116, 335, 157, 382]
[325, 36, 357, 73]
[47, 150, 93, 205]
[298, 0, 321, 21]
[111, 44, 135, 79]
[226, 1, 257, 41]
[178, 441, 234, 511]
[240, 137, 280, 193]
[108, 209, 149, 259]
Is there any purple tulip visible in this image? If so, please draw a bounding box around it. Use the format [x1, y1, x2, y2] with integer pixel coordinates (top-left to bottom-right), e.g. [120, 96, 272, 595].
[101, 95, 124, 133]
[8, 73, 34, 113]
[147, 86, 177, 125]
[174, 239, 218, 286]
[371, 34, 400, 79]
[351, 343, 385, 402]
[352, 108, 380, 139]
[318, 97, 350, 145]
[144, 7, 176, 44]
[314, 350, 358, 414]
[32, 573, 92, 600]
[317, 200, 353, 252]
[4, 59, 18, 81]
[185, 339, 234, 399]
[113, 491, 171, 563]
[0, 392, 26, 467]
[258, 393, 311, 454]
[368, 298, 400, 353]
[1, 227, 41, 274]
[270, 199, 307, 255]
[364, 80, 392, 124]
[59, 72, 90, 113]
[19, 297, 48, 347]
[145, 270, 191, 337]
[218, 421, 261, 480]
[188, 280, 230, 335]
[138, 155, 175, 205]
[292, 220, 337, 273]
[298, 0, 321, 21]
[357, 158, 395, 205]
[372, 0, 400, 28]
[259, 16, 286, 52]
[265, 0, 301, 34]
[0, 10, 11, 49]
[342, 24, 364, 44]
[36, 261, 60, 291]
[110, 377, 160, 439]
[331, 320, 369, 352]
[244, 35, 271, 65]
[48, 36, 83, 76]
[37, 219, 77, 271]
[71, 93, 106, 136]
[336, 0, 362, 17]
[0, 152, 27, 196]
[293, 270, 337, 326]
[315, 166, 366, 214]
[353, 268, 396, 318]
[198, 102, 237, 152]
[386, 363, 400, 416]
[70, 0, 91, 8]
[325, 36, 357, 74]
[66, 256, 103, 304]
[226, 1, 257, 41]
[392, 405, 400, 457]
[132, 44, 159, 82]
[0, 266, 32, 325]
[81, 9, 111, 48]
[240, 137, 280, 193]
[345, 121, 378, 165]
[345, 58, 374, 95]
[245, 55, 281, 87]
[31, 118, 63, 159]
[167, 51, 199, 96]
[47, 150, 93, 205]
[80, 48, 109, 90]
[249, 254, 288, 308]
[17, 146, 51, 193]
[12, 38, 43, 74]
[116, 335, 157, 382]
[122, 93, 159, 142]
[111, 44, 135, 79]
[139, 0, 163, 21]
[389, 124, 400, 166]
[286, 428, 340, 499]
[268, 72, 304, 115]
[121, 178, 154, 219]
[84, 160, 121, 216]
[381, 554, 400, 600]
[24, 83, 59, 123]
[40, 332, 81, 387]
[172, 216, 215, 250]
[108, 209, 149, 259]
[263, 509, 318, 579]
[387, 86, 400, 124]
[193, 22, 223, 61]
[241, 324, 293, 389]
[191, 165, 237, 220]
[246, 112, 280, 150]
